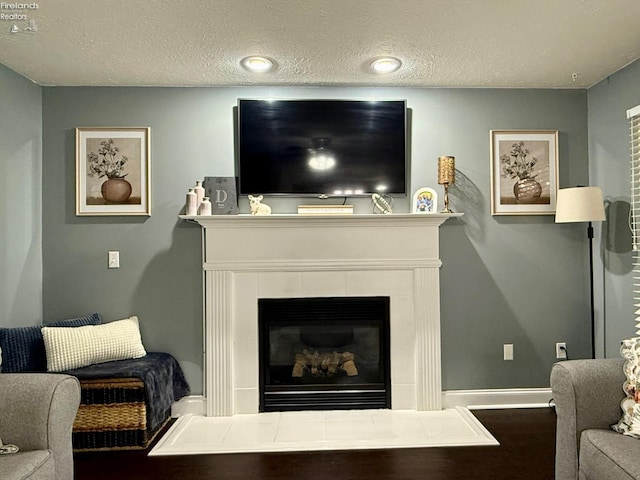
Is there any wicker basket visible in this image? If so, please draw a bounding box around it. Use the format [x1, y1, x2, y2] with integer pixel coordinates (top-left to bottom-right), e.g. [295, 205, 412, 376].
[72, 378, 167, 451]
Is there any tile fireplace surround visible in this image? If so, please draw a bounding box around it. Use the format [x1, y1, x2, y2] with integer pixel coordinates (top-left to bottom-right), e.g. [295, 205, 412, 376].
[185, 213, 459, 416]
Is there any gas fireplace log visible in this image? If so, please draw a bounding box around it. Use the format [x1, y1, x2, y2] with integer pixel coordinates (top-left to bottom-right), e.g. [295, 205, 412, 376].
[291, 349, 359, 377]
[292, 353, 306, 377]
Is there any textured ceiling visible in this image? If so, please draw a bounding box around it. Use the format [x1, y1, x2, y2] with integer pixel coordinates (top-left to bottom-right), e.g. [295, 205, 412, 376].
[1, 0, 640, 88]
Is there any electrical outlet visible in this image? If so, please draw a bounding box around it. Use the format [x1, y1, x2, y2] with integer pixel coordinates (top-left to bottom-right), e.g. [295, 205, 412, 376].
[108, 251, 120, 269]
[556, 342, 567, 359]
[503, 344, 514, 361]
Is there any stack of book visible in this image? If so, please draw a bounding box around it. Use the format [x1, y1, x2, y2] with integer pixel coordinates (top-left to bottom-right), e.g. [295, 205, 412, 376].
[297, 205, 354, 215]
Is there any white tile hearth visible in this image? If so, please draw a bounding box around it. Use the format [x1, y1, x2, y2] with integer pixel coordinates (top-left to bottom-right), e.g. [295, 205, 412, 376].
[149, 408, 498, 456]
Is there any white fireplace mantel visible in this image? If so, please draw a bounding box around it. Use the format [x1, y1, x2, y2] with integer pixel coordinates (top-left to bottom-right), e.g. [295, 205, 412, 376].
[182, 213, 461, 416]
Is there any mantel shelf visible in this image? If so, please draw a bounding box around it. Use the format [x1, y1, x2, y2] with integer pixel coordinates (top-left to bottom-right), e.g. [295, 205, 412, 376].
[179, 212, 463, 228]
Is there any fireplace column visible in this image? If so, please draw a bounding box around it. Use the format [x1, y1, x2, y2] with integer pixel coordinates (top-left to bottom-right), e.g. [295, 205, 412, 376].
[414, 266, 442, 410]
[205, 270, 234, 416]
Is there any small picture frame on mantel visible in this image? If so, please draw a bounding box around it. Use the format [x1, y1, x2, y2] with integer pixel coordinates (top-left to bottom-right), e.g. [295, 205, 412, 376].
[412, 187, 438, 214]
[203, 177, 239, 214]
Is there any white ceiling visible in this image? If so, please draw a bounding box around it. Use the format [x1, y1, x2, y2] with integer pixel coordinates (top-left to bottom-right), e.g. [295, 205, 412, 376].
[2, 0, 640, 89]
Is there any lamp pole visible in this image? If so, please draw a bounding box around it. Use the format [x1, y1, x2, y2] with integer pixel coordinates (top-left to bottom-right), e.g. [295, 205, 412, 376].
[587, 221, 596, 359]
[555, 186, 605, 359]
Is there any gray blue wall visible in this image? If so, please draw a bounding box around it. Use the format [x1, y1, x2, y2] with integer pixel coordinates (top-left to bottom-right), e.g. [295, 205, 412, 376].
[588, 59, 640, 357]
[4, 57, 636, 395]
[40, 86, 591, 393]
[0, 64, 42, 326]
[11, 55, 640, 393]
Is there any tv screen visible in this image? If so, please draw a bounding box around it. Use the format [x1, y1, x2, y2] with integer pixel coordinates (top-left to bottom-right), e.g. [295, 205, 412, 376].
[237, 99, 407, 197]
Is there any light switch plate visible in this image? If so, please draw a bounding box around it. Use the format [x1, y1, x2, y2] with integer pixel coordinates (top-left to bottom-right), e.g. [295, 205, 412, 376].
[108, 251, 120, 269]
[503, 344, 514, 361]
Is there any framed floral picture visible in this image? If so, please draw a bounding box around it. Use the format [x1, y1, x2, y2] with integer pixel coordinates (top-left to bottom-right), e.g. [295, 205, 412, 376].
[490, 130, 558, 215]
[412, 187, 438, 214]
[76, 127, 151, 216]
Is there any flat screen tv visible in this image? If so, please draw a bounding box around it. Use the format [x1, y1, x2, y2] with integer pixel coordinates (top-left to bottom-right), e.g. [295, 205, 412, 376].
[237, 99, 407, 197]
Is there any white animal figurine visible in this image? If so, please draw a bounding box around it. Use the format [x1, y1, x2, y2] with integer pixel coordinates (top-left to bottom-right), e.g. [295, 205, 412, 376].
[248, 194, 272, 215]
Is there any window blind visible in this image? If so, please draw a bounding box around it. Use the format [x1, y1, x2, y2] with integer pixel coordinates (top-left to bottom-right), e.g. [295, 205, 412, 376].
[627, 104, 640, 333]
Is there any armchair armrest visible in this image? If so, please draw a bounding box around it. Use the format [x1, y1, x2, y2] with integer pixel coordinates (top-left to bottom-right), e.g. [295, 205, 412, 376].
[0, 374, 80, 480]
[550, 358, 626, 480]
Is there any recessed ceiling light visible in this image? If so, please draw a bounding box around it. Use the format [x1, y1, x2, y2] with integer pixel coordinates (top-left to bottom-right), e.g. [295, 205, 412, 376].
[241, 56, 275, 73]
[370, 57, 402, 74]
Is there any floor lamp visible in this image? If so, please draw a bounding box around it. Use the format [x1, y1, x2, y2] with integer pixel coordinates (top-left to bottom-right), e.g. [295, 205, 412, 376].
[555, 186, 606, 359]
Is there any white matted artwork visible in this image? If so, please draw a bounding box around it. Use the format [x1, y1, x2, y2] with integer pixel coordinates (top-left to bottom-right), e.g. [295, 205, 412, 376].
[413, 187, 438, 214]
[490, 129, 558, 216]
[76, 127, 151, 216]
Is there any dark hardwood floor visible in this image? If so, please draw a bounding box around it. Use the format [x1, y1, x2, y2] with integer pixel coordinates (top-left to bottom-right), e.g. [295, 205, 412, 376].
[74, 408, 556, 480]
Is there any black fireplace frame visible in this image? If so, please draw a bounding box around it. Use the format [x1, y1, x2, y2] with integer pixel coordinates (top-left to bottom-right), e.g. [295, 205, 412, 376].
[258, 296, 391, 412]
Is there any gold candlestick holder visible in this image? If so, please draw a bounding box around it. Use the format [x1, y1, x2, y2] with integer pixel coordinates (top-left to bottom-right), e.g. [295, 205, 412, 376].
[437, 155, 455, 213]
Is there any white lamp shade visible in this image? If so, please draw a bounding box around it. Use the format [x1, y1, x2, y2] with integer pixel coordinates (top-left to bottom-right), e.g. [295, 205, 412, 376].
[555, 186, 606, 223]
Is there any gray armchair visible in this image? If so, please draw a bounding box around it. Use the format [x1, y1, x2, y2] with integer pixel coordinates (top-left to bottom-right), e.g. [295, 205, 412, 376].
[0, 374, 81, 480]
[551, 358, 640, 480]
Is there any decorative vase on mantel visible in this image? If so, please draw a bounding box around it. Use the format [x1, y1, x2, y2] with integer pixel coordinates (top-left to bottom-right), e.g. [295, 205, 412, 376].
[513, 177, 542, 203]
[101, 176, 132, 203]
[194, 180, 205, 208]
[198, 196, 212, 216]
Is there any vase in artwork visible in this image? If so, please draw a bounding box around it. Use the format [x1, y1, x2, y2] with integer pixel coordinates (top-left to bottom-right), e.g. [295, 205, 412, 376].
[101, 177, 132, 203]
[513, 177, 542, 203]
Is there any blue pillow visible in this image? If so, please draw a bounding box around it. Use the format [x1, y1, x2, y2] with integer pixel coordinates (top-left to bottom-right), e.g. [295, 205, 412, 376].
[0, 313, 102, 373]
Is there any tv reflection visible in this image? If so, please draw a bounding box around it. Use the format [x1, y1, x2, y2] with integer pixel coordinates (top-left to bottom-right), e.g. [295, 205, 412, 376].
[308, 137, 336, 171]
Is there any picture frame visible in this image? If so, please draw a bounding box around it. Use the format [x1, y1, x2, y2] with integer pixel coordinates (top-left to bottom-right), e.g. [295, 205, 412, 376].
[490, 129, 558, 216]
[412, 187, 438, 214]
[76, 127, 151, 216]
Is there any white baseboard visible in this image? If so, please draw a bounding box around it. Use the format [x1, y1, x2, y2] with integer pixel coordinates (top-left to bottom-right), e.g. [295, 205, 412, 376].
[172, 395, 206, 417]
[172, 389, 554, 417]
[442, 388, 554, 410]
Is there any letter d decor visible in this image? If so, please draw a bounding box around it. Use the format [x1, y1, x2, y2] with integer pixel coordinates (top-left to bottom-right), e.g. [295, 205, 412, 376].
[203, 177, 239, 215]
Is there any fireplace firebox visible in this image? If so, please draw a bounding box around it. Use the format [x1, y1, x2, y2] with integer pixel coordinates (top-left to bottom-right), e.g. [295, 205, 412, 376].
[259, 296, 391, 412]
